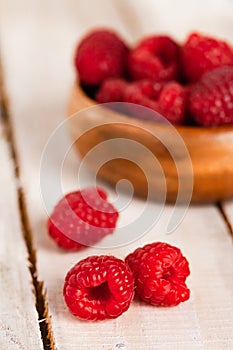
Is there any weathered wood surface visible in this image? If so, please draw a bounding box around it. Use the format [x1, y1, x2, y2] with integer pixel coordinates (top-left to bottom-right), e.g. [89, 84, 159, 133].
[0, 123, 43, 350]
[1, 0, 233, 349]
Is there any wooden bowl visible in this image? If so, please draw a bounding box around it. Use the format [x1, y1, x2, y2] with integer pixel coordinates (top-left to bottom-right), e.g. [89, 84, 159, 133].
[67, 83, 233, 203]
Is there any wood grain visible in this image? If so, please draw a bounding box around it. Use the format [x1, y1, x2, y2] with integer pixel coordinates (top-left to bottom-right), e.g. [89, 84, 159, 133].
[1, 0, 233, 349]
[222, 201, 233, 236]
[67, 83, 233, 203]
[0, 125, 43, 350]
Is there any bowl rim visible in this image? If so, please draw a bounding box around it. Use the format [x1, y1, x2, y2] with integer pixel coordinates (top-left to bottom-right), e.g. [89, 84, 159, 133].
[68, 81, 233, 203]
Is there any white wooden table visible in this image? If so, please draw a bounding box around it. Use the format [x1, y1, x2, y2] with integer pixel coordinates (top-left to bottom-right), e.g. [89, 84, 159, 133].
[1, 1, 233, 349]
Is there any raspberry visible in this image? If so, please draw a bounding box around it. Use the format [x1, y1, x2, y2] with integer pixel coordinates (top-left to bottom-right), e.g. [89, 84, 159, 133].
[75, 29, 129, 85]
[123, 81, 160, 113]
[127, 35, 180, 82]
[132, 79, 163, 99]
[123, 80, 187, 124]
[47, 187, 119, 250]
[158, 82, 187, 124]
[125, 242, 190, 307]
[182, 32, 233, 82]
[189, 66, 233, 126]
[96, 78, 128, 103]
[63, 255, 134, 320]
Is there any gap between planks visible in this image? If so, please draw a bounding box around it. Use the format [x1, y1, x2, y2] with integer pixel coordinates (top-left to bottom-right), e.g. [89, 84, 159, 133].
[0, 63, 56, 350]
[217, 202, 233, 238]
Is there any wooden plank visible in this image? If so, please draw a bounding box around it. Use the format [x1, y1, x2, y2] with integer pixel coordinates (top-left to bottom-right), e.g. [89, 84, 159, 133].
[1, 1, 233, 349]
[31, 204, 233, 350]
[0, 125, 43, 350]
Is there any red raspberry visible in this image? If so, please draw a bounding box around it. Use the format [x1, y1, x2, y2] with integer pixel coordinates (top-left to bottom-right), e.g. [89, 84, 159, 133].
[182, 32, 233, 82]
[123, 81, 160, 113]
[96, 78, 128, 103]
[63, 255, 134, 320]
[127, 35, 180, 82]
[47, 187, 119, 250]
[75, 29, 129, 85]
[123, 80, 187, 124]
[158, 82, 188, 124]
[189, 66, 233, 126]
[132, 79, 163, 99]
[125, 242, 190, 307]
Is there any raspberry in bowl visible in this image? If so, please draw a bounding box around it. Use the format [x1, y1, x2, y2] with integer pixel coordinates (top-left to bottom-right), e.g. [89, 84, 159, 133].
[67, 28, 233, 203]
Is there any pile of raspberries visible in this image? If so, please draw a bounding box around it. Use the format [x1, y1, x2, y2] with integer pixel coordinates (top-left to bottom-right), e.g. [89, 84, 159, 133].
[48, 187, 190, 321]
[75, 29, 233, 126]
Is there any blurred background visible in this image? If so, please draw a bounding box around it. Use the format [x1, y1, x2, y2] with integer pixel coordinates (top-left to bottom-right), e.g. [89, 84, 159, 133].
[1, 0, 233, 114]
[1, 0, 233, 120]
[1, 0, 233, 203]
